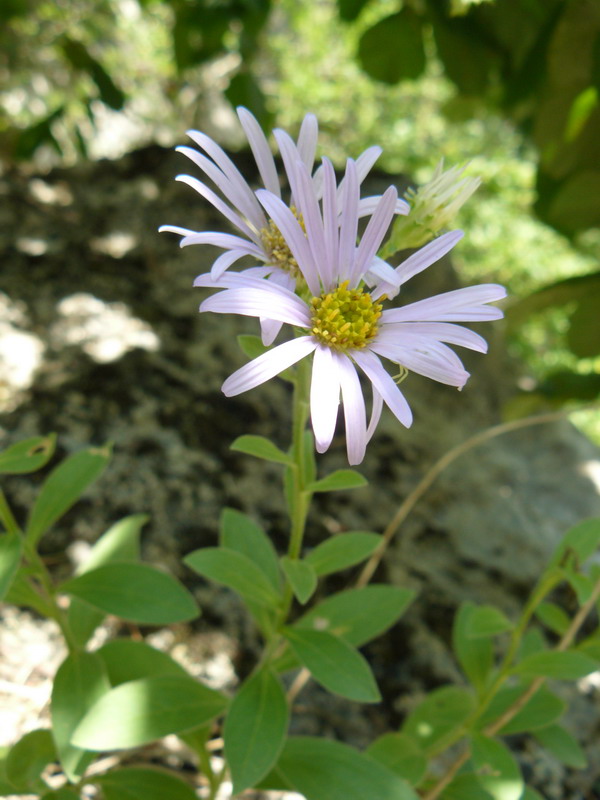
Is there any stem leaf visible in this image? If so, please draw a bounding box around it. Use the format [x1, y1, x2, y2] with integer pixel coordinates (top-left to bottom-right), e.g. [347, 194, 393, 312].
[470, 734, 524, 800]
[96, 639, 190, 686]
[306, 532, 382, 576]
[0, 532, 22, 602]
[306, 469, 368, 493]
[366, 732, 427, 786]
[281, 556, 317, 604]
[231, 435, 293, 465]
[0, 434, 56, 474]
[514, 650, 599, 680]
[94, 767, 198, 800]
[6, 729, 57, 793]
[534, 724, 587, 768]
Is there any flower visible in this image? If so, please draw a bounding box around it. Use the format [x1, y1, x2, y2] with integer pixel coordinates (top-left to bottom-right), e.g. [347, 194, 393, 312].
[159, 107, 409, 344]
[195, 157, 506, 465]
[381, 159, 482, 257]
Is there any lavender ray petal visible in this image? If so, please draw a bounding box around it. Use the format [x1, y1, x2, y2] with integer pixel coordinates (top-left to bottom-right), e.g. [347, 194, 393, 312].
[352, 349, 413, 427]
[310, 345, 341, 453]
[336, 352, 367, 465]
[222, 336, 316, 397]
[237, 107, 281, 197]
[351, 186, 398, 285]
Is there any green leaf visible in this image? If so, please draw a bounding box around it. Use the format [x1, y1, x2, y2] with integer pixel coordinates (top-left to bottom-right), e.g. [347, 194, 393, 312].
[5, 566, 54, 616]
[519, 788, 545, 800]
[366, 732, 426, 786]
[6, 729, 57, 792]
[224, 668, 289, 794]
[306, 532, 381, 576]
[518, 627, 547, 660]
[96, 639, 189, 686]
[272, 737, 418, 800]
[568, 291, 600, 358]
[0, 532, 22, 602]
[477, 684, 565, 735]
[95, 767, 197, 800]
[40, 789, 81, 800]
[440, 773, 493, 799]
[51, 651, 111, 781]
[60, 563, 199, 625]
[283, 628, 381, 702]
[219, 508, 280, 591]
[230, 435, 292, 465]
[550, 518, 600, 567]
[470, 735, 524, 800]
[237, 333, 269, 359]
[465, 605, 513, 638]
[296, 585, 416, 646]
[26, 445, 111, 546]
[337, 0, 371, 22]
[184, 547, 281, 608]
[535, 602, 570, 636]
[0, 434, 56, 474]
[402, 686, 475, 749]
[534, 724, 587, 768]
[562, 569, 593, 604]
[306, 469, 368, 493]
[453, 603, 494, 692]
[280, 557, 317, 604]
[358, 10, 425, 84]
[515, 650, 599, 680]
[73, 675, 228, 750]
[61, 37, 125, 110]
[68, 514, 147, 646]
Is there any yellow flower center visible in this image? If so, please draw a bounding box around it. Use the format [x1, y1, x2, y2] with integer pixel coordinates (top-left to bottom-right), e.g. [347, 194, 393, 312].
[310, 281, 384, 351]
[260, 207, 305, 278]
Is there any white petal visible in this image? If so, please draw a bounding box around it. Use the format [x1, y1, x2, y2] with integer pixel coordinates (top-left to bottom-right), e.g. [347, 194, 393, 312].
[237, 106, 281, 196]
[338, 159, 359, 283]
[378, 321, 488, 353]
[260, 318, 284, 346]
[383, 284, 507, 323]
[394, 230, 463, 285]
[366, 387, 383, 443]
[321, 158, 338, 290]
[352, 349, 413, 427]
[256, 189, 320, 296]
[295, 160, 329, 287]
[181, 231, 264, 258]
[351, 186, 398, 285]
[159, 225, 197, 237]
[273, 128, 303, 203]
[194, 268, 272, 289]
[370, 339, 470, 387]
[211, 249, 259, 279]
[354, 146, 382, 185]
[200, 288, 311, 327]
[297, 113, 319, 173]
[364, 256, 402, 288]
[358, 196, 410, 218]
[175, 175, 257, 241]
[336, 353, 367, 465]
[222, 337, 316, 396]
[310, 345, 340, 453]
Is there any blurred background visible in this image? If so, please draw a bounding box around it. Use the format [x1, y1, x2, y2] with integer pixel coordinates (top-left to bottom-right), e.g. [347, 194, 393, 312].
[1, 0, 599, 439]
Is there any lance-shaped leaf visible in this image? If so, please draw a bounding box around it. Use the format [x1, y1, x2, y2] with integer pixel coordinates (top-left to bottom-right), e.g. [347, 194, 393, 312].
[366, 732, 427, 786]
[97, 639, 189, 686]
[465, 605, 513, 638]
[0, 434, 56, 474]
[0, 533, 22, 602]
[306, 469, 368, 493]
[283, 628, 381, 703]
[453, 603, 493, 692]
[270, 737, 418, 800]
[60, 563, 199, 625]
[95, 767, 198, 800]
[402, 686, 475, 750]
[51, 651, 111, 781]
[219, 508, 280, 591]
[230, 435, 292, 465]
[534, 724, 587, 769]
[305, 532, 381, 576]
[477, 684, 565, 735]
[26, 445, 111, 546]
[280, 557, 317, 604]
[550, 517, 600, 567]
[514, 650, 599, 680]
[185, 547, 282, 608]
[72, 675, 228, 750]
[6, 729, 57, 793]
[224, 669, 289, 794]
[470, 734, 524, 800]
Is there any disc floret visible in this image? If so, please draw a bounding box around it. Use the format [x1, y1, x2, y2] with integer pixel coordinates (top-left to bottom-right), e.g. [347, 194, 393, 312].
[260, 207, 305, 277]
[310, 281, 384, 350]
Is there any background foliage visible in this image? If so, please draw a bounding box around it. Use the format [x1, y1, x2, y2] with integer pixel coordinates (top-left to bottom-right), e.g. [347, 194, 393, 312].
[1, 0, 599, 429]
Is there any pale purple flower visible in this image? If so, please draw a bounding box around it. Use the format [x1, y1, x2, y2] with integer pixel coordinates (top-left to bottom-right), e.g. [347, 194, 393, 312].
[194, 158, 506, 465]
[159, 108, 409, 344]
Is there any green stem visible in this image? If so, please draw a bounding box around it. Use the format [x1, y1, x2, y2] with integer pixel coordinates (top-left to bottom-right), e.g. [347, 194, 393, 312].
[0, 488, 21, 535]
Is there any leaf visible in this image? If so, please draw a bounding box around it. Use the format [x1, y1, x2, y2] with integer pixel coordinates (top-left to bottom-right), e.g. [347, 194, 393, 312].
[41, 789, 81, 800]
[224, 668, 289, 794]
[568, 291, 600, 357]
[72, 675, 228, 750]
[358, 10, 426, 84]
[337, 0, 371, 22]
[366, 732, 427, 786]
[477, 684, 565, 735]
[470, 735, 524, 800]
[0, 434, 56, 474]
[465, 605, 513, 638]
[219, 508, 280, 590]
[51, 652, 110, 781]
[296, 585, 416, 646]
[280, 557, 317, 604]
[439, 773, 493, 800]
[0, 533, 22, 602]
[402, 686, 475, 749]
[6, 729, 57, 792]
[515, 650, 599, 680]
[535, 601, 570, 635]
[95, 767, 197, 800]
[506, 271, 600, 326]
[96, 639, 189, 686]
[5, 566, 54, 616]
[272, 737, 418, 800]
[184, 547, 282, 608]
[26, 445, 111, 546]
[61, 37, 125, 110]
[283, 628, 381, 702]
[306, 532, 381, 576]
[60, 563, 199, 625]
[230, 435, 292, 465]
[68, 514, 147, 646]
[534, 724, 587, 768]
[453, 603, 494, 692]
[237, 333, 269, 359]
[306, 469, 368, 493]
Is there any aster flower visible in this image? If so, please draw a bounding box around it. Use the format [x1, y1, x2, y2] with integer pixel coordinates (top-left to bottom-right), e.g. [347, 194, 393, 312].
[194, 157, 506, 465]
[159, 108, 409, 344]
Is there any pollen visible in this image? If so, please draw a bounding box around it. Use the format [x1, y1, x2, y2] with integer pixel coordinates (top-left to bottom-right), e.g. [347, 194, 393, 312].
[310, 281, 384, 351]
[260, 207, 305, 278]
